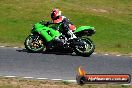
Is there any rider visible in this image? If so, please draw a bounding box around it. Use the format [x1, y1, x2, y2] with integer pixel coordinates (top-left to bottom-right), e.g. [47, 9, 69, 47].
[50, 8, 77, 40]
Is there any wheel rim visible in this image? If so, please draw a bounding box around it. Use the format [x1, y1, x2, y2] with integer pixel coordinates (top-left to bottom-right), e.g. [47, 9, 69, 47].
[26, 35, 45, 51]
[75, 39, 93, 53]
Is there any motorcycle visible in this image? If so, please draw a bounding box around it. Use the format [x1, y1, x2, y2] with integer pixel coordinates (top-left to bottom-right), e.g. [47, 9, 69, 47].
[24, 21, 96, 56]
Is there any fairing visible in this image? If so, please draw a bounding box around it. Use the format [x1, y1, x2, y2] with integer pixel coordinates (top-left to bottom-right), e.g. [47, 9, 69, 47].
[74, 26, 95, 33]
[32, 23, 61, 42]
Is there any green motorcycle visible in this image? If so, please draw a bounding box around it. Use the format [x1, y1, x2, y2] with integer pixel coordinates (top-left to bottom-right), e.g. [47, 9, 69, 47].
[24, 21, 96, 56]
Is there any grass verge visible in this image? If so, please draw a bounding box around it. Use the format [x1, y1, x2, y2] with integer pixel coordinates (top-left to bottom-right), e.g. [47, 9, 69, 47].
[0, 77, 131, 88]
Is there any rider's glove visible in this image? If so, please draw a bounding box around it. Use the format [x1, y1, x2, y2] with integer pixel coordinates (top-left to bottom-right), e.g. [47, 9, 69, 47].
[47, 21, 51, 25]
[44, 21, 52, 26]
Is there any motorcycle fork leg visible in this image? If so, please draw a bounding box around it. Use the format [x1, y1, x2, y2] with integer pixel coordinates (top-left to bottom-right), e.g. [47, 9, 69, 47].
[33, 35, 39, 42]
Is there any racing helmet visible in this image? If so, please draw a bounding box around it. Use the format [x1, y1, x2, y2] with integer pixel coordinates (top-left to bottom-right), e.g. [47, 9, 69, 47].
[51, 8, 61, 20]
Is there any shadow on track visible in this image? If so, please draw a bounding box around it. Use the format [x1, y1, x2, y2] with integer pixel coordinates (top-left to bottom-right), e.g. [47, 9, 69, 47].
[16, 49, 78, 56]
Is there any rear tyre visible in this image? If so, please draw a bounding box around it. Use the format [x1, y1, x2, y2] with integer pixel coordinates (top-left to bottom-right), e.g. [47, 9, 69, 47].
[74, 38, 95, 57]
[24, 35, 46, 53]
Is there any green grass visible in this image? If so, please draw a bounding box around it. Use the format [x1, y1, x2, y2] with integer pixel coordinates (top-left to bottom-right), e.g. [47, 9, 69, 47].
[0, 0, 132, 54]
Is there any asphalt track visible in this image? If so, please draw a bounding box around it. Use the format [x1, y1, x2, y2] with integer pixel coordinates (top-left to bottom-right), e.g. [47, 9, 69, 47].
[0, 47, 132, 82]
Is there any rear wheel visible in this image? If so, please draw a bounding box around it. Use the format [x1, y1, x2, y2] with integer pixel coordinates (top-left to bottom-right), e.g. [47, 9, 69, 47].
[74, 38, 95, 56]
[24, 35, 46, 53]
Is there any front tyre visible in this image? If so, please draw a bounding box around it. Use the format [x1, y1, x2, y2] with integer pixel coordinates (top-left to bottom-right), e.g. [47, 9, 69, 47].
[74, 38, 95, 57]
[24, 35, 45, 53]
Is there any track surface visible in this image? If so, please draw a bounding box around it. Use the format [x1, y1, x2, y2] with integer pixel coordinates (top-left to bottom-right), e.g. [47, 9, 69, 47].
[0, 47, 132, 81]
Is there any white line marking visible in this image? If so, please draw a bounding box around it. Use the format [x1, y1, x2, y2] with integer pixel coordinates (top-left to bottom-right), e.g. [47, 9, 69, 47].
[36, 78, 48, 80]
[13, 47, 19, 48]
[63, 80, 76, 82]
[116, 55, 121, 57]
[4, 76, 16, 78]
[23, 77, 34, 79]
[104, 54, 109, 56]
[51, 79, 62, 81]
[122, 84, 131, 86]
[93, 52, 97, 55]
[130, 56, 132, 58]
[0, 46, 5, 47]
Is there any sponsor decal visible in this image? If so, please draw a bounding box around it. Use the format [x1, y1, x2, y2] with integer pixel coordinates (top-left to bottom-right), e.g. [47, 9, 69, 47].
[76, 66, 131, 85]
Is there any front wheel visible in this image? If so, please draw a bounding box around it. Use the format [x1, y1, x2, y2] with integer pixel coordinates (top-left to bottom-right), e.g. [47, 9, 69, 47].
[24, 35, 46, 53]
[74, 38, 95, 57]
